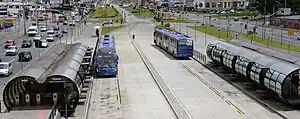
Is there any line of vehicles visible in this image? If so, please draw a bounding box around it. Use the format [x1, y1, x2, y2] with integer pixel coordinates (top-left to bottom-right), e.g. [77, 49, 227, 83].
[153, 27, 300, 106]
[0, 20, 71, 77]
[94, 34, 119, 77]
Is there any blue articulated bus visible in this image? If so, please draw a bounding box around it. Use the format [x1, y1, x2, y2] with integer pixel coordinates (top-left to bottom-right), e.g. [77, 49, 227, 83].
[153, 28, 193, 58]
[94, 42, 119, 77]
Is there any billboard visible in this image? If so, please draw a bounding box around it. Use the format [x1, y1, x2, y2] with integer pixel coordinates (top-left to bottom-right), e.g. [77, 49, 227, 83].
[277, 8, 291, 16]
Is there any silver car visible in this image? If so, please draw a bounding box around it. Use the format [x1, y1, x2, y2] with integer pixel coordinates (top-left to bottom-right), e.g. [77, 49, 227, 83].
[0, 62, 13, 76]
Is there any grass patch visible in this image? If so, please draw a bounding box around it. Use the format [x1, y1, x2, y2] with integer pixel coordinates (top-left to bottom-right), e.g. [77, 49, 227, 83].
[188, 25, 234, 40]
[155, 24, 176, 31]
[213, 11, 259, 18]
[242, 34, 300, 53]
[153, 17, 188, 23]
[101, 26, 122, 34]
[99, 18, 126, 24]
[89, 6, 120, 18]
[124, 7, 157, 17]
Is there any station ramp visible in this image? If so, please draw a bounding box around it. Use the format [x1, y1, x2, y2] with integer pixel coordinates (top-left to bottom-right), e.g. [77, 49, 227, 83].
[0, 106, 52, 119]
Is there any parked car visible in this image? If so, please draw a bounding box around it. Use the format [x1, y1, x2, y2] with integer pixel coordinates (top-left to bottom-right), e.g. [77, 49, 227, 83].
[69, 21, 75, 26]
[40, 26, 47, 32]
[21, 39, 33, 48]
[46, 35, 55, 42]
[63, 21, 68, 25]
[47, 29, 55, 34]
[5, 46, 18, 56]
[33, 34, 42, 42]
[54, 26, 59, 31]
[234, 17, 239, 21]
[41, 39, 48, 48]
[62, 27, 68, 33]
[18, 51, 32, 62]
[4, 40, 16, 49]
[0, 62, 13, 76]
[55, 31, 63, 38]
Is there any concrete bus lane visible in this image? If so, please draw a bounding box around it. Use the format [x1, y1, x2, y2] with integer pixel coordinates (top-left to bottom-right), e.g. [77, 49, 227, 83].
[131, 23, 283, 119]
[0, 24, 75, 87]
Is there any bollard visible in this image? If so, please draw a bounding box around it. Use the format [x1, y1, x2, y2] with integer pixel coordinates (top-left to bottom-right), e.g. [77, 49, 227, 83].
[132, 34, 135, 39]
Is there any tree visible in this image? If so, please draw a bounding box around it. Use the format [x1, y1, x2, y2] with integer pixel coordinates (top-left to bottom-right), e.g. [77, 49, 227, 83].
[253, 0, 300, 14]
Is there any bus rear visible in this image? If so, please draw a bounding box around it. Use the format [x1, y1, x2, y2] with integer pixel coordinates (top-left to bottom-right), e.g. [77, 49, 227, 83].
[95, 54, 118, 77]
[176, 39, 193, 58]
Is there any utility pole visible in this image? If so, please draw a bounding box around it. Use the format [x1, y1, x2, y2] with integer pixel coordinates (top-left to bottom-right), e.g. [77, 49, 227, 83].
[263, 0, 267, 25]
[22, 0, 26, 35]
[285, 0, 286, 8]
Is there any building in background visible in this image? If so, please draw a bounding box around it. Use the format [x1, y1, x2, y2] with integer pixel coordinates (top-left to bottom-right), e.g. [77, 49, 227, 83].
[193, 0, 249, 10]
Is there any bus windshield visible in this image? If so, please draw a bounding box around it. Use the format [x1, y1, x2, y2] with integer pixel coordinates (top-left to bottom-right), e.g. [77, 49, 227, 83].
[178, 40, 192, 46]
[96, 55, 117, 68]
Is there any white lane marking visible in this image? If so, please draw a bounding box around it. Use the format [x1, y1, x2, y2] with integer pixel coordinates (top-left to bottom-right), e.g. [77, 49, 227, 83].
[10, 59, 15, 63]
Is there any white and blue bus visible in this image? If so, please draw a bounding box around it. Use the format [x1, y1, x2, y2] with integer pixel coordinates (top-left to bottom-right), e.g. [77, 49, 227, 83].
[94, 42, 118, 77]
[154, 28, 193, 58]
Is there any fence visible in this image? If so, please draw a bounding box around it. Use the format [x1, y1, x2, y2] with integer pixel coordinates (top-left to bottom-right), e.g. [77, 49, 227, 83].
[193, 50, 207, 64]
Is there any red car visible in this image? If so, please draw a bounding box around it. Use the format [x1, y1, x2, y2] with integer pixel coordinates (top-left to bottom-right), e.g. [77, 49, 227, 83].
[4, 40, 16, 49]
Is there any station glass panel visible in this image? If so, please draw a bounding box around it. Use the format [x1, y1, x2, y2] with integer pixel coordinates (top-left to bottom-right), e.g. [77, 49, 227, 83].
[275, 82, 282, 96]
[265, 70, 273, 78]
[270, 80, 276, 91]
[212, 48, 222, 62]
[223, 52, 234, 68]
[271, 71, 280, 82]
[264, 78, 270, 88]
[250, 65, 260, 83]
[276, 74, 286, 83]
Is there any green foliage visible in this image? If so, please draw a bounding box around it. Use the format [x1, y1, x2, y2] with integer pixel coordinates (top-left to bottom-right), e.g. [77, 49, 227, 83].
[155, 24, 175, 31]
[101, 26, 122, 34]
[253, 0, 300, 14]
[188, 26, 234, 41]
[89, 6, 120, 18]
[242, 33, 300, 53]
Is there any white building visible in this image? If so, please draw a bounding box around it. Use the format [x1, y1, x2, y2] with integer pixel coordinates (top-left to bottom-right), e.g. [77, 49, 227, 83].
[193, 0, 249, 9]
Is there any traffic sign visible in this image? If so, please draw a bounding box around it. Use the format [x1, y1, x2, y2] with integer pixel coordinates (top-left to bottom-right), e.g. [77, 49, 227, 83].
[288, 29, 294, 36]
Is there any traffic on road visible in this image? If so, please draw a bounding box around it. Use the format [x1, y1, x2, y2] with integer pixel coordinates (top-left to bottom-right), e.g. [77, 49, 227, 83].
[0, 11, 82, 87]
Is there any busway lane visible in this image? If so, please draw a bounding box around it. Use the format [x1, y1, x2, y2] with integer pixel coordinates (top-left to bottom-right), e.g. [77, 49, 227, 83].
[130, 23, 283, 119]
[99, 27, 177, 119]
[0, 23, 75, 87]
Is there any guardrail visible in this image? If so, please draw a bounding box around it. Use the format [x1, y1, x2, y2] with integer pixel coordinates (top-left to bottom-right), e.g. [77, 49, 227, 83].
[48, 99, 60, 119]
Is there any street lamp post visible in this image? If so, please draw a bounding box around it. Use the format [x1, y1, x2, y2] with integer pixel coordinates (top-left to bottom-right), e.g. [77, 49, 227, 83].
[22, 0, 26, 35]
[218, 1, 221, 40]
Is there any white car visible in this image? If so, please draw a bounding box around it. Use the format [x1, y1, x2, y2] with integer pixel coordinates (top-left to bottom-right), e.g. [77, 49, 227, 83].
[40, 26, 47, 32]
[46, 35, 55, 42]
[0, 62, 13, 76]
[27, 28, 38, 36]
[69, 21, 75, 26]
[5, 46, 18, 56]
[33, 34, 42, 41]
[47, 29, 55, 34]
[297, 35, 300, 40]
[41, 40, 48, 48]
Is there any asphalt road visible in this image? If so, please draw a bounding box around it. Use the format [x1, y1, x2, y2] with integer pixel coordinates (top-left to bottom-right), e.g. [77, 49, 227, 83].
[174, 12, 300, 45]
[0, 19, 77, 87]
